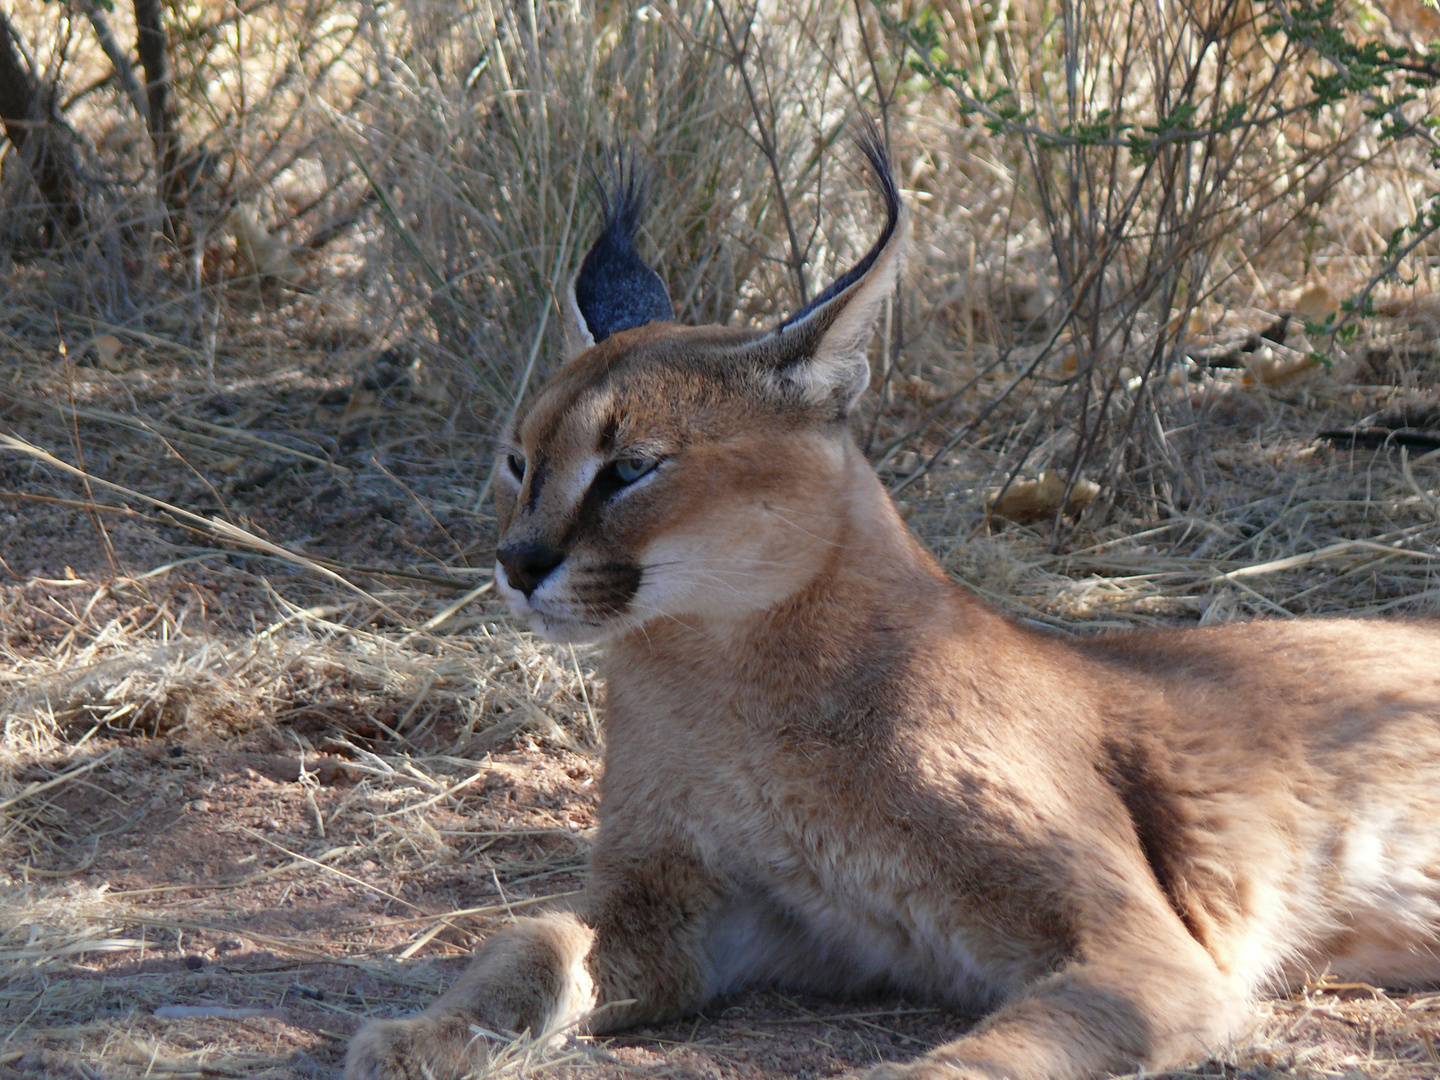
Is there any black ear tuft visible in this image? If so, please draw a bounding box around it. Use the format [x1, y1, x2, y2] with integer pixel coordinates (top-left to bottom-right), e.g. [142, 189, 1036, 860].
[779, 126, 901, 333]
[732, 122, 907, 414]
[572, 152, 673, 344]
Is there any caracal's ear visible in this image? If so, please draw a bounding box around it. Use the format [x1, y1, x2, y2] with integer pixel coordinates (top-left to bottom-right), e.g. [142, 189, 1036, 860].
[562, 152, 674, 360]
[743, 131, 907, 415]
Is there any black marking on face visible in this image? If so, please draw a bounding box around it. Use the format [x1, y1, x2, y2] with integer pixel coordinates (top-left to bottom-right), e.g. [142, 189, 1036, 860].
[571, 562, 643, 617]
[571, 459, 647, 540]
[599, 413, 620, 454]
[524, 457, 549, 513]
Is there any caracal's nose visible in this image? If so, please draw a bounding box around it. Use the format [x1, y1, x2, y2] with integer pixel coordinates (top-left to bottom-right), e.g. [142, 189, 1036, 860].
[497, 541, 565, 598]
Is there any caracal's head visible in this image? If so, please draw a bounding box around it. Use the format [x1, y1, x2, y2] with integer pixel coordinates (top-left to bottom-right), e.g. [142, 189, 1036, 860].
[495, 136, 907, 643]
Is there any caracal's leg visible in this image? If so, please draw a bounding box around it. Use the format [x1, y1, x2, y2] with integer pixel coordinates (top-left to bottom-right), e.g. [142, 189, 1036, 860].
[871, 890, 1252, 1080]
[345, 853, 723, 1080]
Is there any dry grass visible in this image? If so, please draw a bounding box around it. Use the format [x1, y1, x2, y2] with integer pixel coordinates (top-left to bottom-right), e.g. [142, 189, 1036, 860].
[921, 383, 1440, 628]
[2, 0, 1439, 1077]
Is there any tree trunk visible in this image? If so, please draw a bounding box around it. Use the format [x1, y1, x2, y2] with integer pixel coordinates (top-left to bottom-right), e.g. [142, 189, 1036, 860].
[132, 0, 184, 220]
[0, 7, 85, 237]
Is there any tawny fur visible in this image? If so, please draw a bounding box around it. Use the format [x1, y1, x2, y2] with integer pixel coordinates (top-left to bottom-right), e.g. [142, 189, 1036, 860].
[346, 146, 1440, 1080]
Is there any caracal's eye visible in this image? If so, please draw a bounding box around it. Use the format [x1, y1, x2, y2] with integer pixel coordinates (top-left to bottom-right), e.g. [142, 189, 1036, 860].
[613, 457, 658, 484]
[506, 453, 526, 481]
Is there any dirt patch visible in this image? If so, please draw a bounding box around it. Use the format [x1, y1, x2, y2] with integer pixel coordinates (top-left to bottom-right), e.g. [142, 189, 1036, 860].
[2, 726, 595, 1078]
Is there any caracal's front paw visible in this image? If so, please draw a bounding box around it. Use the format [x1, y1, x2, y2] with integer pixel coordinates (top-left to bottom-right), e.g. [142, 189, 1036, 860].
[345, 1014, 485, 1080]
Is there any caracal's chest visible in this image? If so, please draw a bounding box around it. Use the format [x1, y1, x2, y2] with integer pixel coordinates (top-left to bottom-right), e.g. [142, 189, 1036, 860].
[600, 688, 1033, 1009]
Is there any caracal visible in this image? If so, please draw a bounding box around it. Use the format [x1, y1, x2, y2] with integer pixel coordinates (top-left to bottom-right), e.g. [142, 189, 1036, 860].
[347, 135, 1440, 1080]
